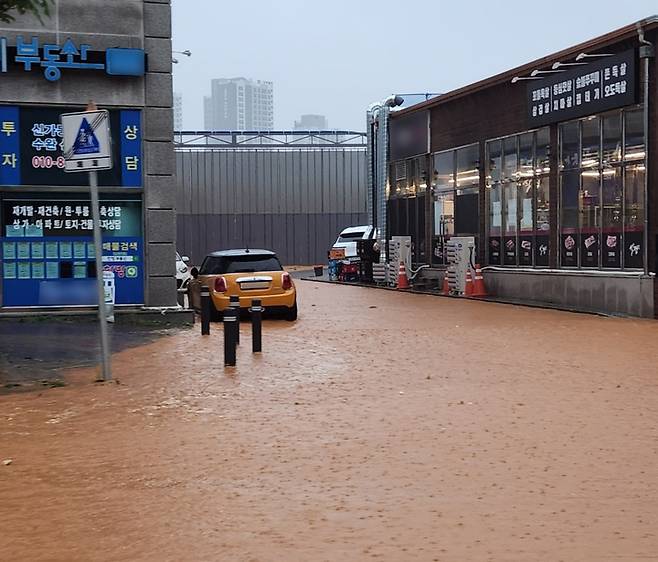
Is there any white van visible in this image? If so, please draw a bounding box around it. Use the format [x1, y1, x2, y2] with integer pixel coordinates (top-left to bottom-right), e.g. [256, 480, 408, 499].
[331, 225, 375, 261]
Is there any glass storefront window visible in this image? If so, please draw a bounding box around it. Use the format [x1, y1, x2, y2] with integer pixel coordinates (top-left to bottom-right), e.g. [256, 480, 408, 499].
[581, 116, 600, 170]
[560, 121, 579, 169]
[434, 151, 454, 190]
[536, 128, 550, 174]
[560, 170, 580, 267]
[431, 145, 479, 264]
[456, 144, 479, 188]
[580, 169, 600, 268]
[415, 156, 428, 194]
[519, 181, 533, 232]
[558, 107, 644, 270]
[519, 133, 534, 180]
[487, 128, 549, 267]
[388, 156, 428, 264]
[455, 187, 479, 236]
[502, 137, 517, 180]
[488, 184, 502, 236]
[536, 177, 550, 232]
[624, 164, 644, 269]
[503, 181, 517, 265]
[389, 155, 428, 198]
[601, 168, 622, 268]
[394, 161, 406, 196]
[433, 191, 454, 266]
[535, 176, 550, 267]
[504, 183, 517, 233]
[624, 110, 644, 162]
[488, 139, 502, 184]
[602, 113, 621, 165]
[487, 140, 502, 265]
[434, 192, 454, 238]
[518, 179, 533, 266]
[406, 159, 416, 195]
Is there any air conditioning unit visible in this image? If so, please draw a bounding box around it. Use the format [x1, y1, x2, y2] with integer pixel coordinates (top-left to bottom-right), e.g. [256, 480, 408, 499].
[446, 236, 475, 294]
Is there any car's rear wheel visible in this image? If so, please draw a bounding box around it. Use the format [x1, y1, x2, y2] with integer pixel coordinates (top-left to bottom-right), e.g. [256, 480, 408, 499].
[285, 301, 298, 321]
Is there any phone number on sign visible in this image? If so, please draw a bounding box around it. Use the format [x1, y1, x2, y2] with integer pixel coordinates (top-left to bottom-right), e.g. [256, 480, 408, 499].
[32, 156, 66, 169]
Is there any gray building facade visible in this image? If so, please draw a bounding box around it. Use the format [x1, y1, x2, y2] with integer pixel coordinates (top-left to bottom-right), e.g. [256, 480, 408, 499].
[175, 132, 367, 265]
[0, 0, 177, 310]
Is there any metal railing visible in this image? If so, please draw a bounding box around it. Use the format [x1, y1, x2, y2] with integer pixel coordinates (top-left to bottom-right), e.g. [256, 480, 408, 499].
[174, 130, 367, 149]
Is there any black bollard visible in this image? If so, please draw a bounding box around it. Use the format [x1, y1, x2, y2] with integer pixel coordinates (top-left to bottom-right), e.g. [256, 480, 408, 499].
[223, 307, 237, 366]
[249, 299, 263, 353]
[200, 286, 211, 335]
[229, 295, 240, 345]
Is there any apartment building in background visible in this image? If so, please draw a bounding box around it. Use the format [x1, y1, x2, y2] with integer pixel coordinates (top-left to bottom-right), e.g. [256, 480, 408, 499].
[294, 114, 328, 130]
[174, 92, 183, 130]
[204, 77, 273, 130]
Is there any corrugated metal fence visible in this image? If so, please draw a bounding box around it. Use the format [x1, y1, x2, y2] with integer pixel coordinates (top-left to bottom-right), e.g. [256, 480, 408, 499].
[175, 132, 368, 265]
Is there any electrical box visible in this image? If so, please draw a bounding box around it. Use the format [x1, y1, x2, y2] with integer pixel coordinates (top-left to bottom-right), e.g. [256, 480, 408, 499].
[391, 236, 412, 270]
[446, 236, 475, 294]
[386, 236, 411, 287]
[387, 239, 401, 286]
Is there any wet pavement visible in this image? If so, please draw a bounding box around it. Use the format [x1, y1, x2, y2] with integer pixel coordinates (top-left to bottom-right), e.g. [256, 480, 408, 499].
[0, 319, 184, 390]
[1, 281, 658, 561]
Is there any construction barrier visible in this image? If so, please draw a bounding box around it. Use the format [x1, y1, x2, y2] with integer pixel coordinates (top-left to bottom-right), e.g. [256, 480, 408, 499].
[472, 264, 488, 297]
[397, 262, 410, 290]
[464, 268, 474, 297]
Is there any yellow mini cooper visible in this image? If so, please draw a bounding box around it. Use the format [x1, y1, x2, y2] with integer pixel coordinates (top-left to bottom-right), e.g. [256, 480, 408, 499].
[189, 249, 297, 321]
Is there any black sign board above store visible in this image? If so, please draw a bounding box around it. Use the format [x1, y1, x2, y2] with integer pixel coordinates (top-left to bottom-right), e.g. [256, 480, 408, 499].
[389, 110, 429, 161]
[527, 50, 636, 127]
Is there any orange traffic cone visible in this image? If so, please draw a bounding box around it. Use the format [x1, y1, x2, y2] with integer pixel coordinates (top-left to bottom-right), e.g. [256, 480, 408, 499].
[471, 264, 488, 297]
[464, 268, 474, 296]
[397, 262, 410, 290]
[441, 274, 450, 295]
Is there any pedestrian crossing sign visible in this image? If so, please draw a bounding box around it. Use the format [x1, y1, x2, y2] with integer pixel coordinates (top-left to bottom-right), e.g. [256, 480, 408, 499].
[61, 110, 113, 172]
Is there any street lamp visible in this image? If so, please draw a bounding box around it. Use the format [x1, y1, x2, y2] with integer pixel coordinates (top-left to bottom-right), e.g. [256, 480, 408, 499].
[395, 92, 442, 101]
[172, 49, 192, 64]
[530, 69, 564, 77]
[575, 52, 613, 61]
[551, 61, 588, 69]
[510, 75, 542, 83]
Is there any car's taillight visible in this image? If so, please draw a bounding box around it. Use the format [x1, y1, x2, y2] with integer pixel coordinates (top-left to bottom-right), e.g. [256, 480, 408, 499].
[282, 272, 292, 290]
[214, 276, 227, 292]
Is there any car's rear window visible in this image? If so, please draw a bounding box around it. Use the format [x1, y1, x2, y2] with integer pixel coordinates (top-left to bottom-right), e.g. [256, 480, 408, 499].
[200, 255, 282, 274]
[338, 231, 366, 242]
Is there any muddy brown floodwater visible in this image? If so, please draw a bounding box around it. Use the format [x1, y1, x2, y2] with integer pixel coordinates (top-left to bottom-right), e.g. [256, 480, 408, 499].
[1, 281, 658, 562]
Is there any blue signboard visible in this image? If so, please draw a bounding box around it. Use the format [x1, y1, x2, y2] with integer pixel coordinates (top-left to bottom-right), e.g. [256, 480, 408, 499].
[0, 106, 20, 185]
[0, 106, 142, 187]
[120, 111, 142, 187]
[1, 198, 144, 306]
[0, 36, 144, 82]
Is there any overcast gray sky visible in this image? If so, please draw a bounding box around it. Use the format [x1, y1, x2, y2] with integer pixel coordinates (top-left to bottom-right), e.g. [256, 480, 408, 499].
[171, 0, 658, 131]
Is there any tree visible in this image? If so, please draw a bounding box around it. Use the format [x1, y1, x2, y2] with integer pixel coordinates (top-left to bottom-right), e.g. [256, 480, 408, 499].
[0, 0, 53, 24]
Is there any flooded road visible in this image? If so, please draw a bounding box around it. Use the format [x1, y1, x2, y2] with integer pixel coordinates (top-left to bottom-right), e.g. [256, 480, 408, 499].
[0, 319, 181, 389]
[2, 281, 658, 561]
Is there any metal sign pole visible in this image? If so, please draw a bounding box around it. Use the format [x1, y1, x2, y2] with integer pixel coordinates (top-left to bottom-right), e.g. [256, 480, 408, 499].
[60, 102, 113, 381]
[90, 169, 111, 381]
